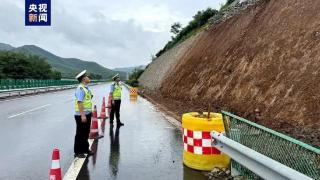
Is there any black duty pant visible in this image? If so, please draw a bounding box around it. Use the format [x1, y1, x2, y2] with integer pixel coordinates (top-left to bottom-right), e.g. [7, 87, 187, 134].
[110, 100, 121, 123]
[74, 113, 92, 154]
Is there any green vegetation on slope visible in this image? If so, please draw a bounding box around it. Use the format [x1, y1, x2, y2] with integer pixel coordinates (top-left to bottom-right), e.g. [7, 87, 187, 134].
[125, 68, 145, 87]
[0, 51, 61, 79]
[220, 0, 237, 11]
[155, 8, 219, 57]
[155, 1, 239, 58]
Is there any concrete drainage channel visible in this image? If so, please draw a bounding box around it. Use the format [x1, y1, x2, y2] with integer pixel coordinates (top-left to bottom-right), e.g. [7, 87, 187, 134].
[0, 83, 102, 100]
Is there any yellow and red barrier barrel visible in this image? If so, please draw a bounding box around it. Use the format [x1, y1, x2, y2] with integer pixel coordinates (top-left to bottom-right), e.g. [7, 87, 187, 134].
[182, 112, 230, 171]
[130, 87, 138, 98]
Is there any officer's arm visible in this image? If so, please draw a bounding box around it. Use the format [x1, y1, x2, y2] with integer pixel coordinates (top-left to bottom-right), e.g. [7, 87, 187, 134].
[76, 88, 86, 118]
[77, 102, 85, 116]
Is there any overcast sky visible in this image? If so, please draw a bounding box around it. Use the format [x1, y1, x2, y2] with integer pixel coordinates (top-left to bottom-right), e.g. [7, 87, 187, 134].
[0, 0, 226, 69]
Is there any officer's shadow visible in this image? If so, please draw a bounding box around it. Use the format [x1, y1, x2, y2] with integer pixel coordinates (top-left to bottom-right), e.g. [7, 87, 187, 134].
[108, 125, 121, 179]
[77, 159, 91, 180]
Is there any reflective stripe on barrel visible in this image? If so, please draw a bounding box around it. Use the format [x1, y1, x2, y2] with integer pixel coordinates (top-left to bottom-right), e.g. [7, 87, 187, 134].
[183, 129, 221, 155]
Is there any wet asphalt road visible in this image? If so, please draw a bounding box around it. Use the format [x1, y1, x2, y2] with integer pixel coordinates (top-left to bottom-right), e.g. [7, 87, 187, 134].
[0, 83, 208, 180]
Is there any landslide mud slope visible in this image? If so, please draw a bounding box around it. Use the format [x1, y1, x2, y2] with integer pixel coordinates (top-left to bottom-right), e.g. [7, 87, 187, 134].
[139, 34, 200, 91]
[160, 0, 320, 146]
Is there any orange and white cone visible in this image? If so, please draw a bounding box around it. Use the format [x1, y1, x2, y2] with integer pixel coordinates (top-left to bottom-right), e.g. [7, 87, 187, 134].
[99, 97, 107, 119]
[90, 105, 103, 139]
[49, 149, 61, 180]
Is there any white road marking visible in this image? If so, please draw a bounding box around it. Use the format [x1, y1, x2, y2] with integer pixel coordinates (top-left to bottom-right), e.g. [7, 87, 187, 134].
[8, 104, 51, 118]
[63, 139, 94, 180]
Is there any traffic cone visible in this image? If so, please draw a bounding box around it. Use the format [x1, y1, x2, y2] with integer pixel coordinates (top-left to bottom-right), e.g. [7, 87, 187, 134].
[99, 97, 107, 119]
[49, 149, 61, 180]
[90, 105, 103, 139]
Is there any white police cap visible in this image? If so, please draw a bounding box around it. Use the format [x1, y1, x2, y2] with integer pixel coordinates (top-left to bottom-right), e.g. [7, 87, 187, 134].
[75, 70, 87, 79]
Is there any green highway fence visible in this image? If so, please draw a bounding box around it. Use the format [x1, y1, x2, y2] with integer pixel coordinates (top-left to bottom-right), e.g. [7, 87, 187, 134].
[0, 79, 105, 91]
[221, 111, 320, 180]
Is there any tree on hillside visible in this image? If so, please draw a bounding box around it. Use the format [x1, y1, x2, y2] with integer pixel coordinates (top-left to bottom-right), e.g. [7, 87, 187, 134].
[155, 8, 219, 57]
[226, 0, 236, 5]
[51, 70, 62, 80]
[1, 52, 31, 79]
[0, 51, 62, 79]
[171, 22, 182, 35]
[89, 73, 102, 80]
[28, 55, 52, 79]
[192, 8, 218, 27]
[126, 68, 144, 87]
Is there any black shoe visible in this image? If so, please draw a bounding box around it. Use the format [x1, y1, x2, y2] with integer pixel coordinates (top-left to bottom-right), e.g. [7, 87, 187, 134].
[117, 122, 124, 126]
[74, 153, 86, 158]
[87, 150, 94, 156]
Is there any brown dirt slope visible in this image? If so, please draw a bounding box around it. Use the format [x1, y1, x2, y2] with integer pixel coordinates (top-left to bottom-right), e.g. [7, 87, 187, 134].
[139, 34, 200, 91]
[160, 0, 320, 147]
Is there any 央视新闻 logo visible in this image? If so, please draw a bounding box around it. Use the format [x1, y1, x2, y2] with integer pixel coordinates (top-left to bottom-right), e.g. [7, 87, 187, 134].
[25, 0, 51, 26]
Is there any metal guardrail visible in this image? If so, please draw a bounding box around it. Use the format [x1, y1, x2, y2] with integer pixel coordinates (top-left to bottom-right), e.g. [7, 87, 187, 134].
[0, 79, 78, 90]
[0, 79, 106, 90]
[221, 111, 320, 180]
[0, 85, 77, 99]
[0, 85, 73, 93]
[211, 131, 313, 180]
[0, 82, 103, 99]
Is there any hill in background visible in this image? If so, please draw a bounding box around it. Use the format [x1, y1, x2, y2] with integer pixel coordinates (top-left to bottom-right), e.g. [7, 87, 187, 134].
[113, 65, 146, 74]
[0, 43, 116, 79]
[0, 43, 14, 51]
